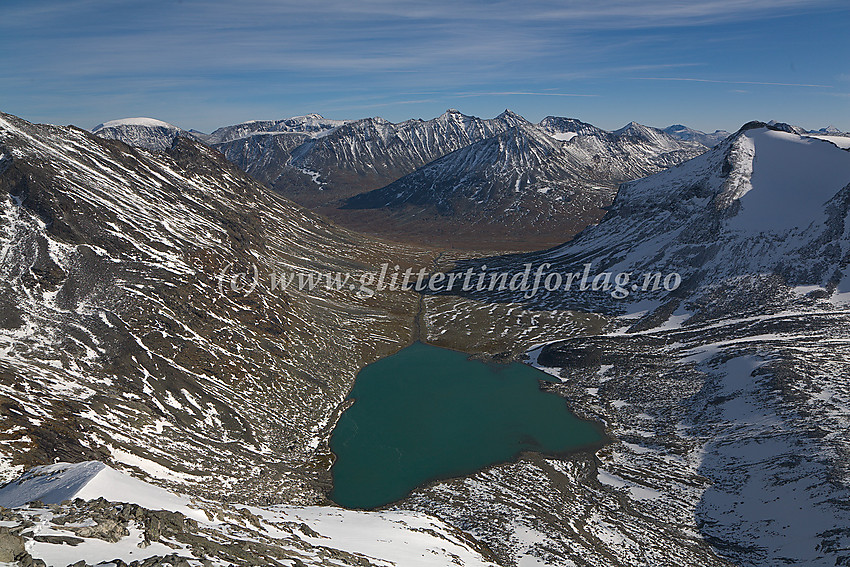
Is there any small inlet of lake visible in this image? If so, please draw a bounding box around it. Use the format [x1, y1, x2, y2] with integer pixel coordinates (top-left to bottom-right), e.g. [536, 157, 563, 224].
[329, 342, 603, 509]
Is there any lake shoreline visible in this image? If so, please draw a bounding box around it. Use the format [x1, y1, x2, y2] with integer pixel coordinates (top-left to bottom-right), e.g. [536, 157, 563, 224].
[328, 342, 611, 510]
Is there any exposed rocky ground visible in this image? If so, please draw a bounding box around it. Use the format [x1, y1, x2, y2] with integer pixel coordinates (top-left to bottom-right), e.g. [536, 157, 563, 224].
[2, 112, 850, 566]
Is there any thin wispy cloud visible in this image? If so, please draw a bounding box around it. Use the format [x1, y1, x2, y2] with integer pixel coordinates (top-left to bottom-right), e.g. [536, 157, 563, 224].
[455, 92, 599, 98]
[516, 0, 848, 27]
[115, 0, 846, 30]
[322, 99, 442, 112]
[637, 77, 833, 88]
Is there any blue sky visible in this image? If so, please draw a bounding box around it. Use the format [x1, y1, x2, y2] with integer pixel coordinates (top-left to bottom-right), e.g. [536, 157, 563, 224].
[1, 0, 848, 133]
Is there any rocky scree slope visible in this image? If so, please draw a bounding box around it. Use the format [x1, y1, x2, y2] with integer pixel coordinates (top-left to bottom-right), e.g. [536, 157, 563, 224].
[0, 111, 431, 507]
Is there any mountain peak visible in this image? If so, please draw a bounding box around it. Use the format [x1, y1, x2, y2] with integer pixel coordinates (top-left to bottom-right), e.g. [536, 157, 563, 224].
[92, 117, 179, 132]
[496, 109, 530, 127]
[438, 108, 471, 121]
[291, 112, 326, 121]
[613, 121, 663, 141]
[91, 116, 188, 151]
[664, 124, 731, 147]
[539, 116, 606, 139]
[766, 120, 808, 135]
[813, 125, 843, 135]
[614, 120, 650, 133]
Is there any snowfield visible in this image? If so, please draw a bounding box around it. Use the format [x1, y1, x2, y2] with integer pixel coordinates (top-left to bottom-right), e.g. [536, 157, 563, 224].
[0, 461, 499, 567]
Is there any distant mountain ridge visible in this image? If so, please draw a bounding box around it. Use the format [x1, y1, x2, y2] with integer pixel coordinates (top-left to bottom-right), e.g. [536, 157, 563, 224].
[92, 110, 717, 199]
[340, 113, 708, 246]
[91, 117, 194, 151]
[92, 110, 844, 248]
[663, 124, 731, 147]
[205, 113, 349, 144]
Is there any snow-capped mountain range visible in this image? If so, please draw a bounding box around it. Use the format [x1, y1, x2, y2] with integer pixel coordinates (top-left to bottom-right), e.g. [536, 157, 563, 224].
[4, 108, 850, 566]
[341, 117, 706, 229]
[663, 124, 732, 147]
[90, 110, 723, 248]
[204, 113, 349, 144]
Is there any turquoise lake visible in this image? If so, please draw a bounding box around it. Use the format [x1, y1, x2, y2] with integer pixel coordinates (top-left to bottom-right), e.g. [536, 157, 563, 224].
[329, 342, 604, 509]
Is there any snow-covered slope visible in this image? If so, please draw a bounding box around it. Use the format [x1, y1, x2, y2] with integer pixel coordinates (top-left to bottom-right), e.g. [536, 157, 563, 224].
[0, 461, 197, 514]
[91, 117, 189, 152]
[443, 121, 850, 316]
[0, 462, 499, 566]
[0, 110, 429, 507]
[407, 121, 850, 566]
[542, 122, 850, 302]
[805, 133, 850, 150]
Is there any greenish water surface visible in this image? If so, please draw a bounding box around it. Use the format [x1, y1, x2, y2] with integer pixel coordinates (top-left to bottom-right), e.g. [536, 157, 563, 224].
[329, 342, 603, 509]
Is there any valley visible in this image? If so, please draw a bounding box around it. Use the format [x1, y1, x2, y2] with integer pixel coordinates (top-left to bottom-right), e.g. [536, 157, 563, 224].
[95, 110, 714, 250]
[3, 0, 849, 564]
[1, 111, 849, 567]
